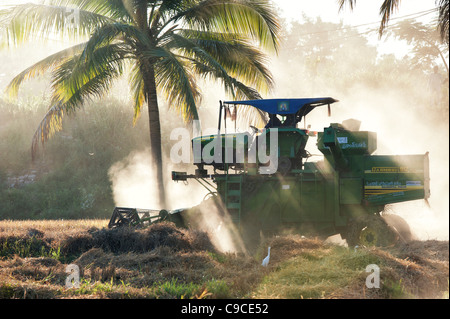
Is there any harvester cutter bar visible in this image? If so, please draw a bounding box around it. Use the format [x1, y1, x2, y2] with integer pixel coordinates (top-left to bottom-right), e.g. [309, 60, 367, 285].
[108, 207, 161, 228]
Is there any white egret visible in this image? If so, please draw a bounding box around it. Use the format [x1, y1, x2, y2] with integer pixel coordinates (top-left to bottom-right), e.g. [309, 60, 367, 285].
[261, 246, 271, 267]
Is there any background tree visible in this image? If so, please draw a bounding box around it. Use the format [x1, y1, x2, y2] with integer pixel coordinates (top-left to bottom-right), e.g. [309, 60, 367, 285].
[388, 20, 449, 76]
[0, 0, 280, 207]
[387, 19, 449, 113]
[338, 0, 449, 42]
[272, 16, 378, 98]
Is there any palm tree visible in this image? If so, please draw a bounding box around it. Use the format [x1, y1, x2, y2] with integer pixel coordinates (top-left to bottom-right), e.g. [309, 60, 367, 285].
[338, 0, 449, 42]
[0, 0, 280, 208]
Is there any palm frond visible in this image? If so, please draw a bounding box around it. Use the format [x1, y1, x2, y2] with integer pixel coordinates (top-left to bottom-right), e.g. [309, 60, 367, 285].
[152, 48, 201, 122]
[175, 0, 280, 52]
[160, 27, 274, 125]
[154, 0, 193, 23]
[160, 0, 194, 13]
[0, 3, 115, 46]
[232, 103, 267, 129]
[190, 59, 262, 100]
[51, 43, 129, 109]
[129, 61, 146, 124]
[162, 29, 273, 124]
[31, 102, 66, 161]
[337, 0, 401, 37]
[379, 0, 401, 37]
[185, 53, 267, 128]
[5, 42, 87, 98]
[31, 48, 127, 158]
[437, 0, 449, 44]
[80, 22, 148, 62]
[50, 0, 134, 22]
[179, 29, 274, 94]
[164, 32, 237, 93]
[337, 0, 356, 11]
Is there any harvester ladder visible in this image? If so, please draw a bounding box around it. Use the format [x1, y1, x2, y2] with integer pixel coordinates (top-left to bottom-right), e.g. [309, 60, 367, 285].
[225, 174, 243, 225]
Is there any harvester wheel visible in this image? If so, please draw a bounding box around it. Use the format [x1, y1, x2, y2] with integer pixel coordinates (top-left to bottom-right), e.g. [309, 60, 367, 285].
[345, 215, 398, 247]
[359, 226, 379, 247]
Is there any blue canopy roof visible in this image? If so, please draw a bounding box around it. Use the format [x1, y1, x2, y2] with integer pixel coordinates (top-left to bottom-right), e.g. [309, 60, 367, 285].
[223, 97, 337, 116]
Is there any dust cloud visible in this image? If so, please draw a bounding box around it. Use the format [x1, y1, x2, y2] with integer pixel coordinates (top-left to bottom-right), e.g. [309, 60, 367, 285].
[108, 149, 160, 209]
[107, 147, 248, 253]
[263, 14, 448, 241]
[185, 198, 247, 253]
[108, 148, 207, 210]
[280, 83, 449, 241]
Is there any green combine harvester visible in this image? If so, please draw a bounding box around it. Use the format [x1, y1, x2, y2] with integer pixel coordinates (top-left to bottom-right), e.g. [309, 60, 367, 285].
[109, 98, 430, 249]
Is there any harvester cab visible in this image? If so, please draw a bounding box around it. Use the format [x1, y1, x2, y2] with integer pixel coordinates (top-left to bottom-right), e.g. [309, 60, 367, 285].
[110, 97, 431, 251]
[189, 97, 338, 176]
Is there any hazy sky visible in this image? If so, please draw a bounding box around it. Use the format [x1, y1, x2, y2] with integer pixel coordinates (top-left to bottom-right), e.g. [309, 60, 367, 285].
[273, 0, 436, 25]
[0, 0, 438, 25]
[0, 0, 439, 56]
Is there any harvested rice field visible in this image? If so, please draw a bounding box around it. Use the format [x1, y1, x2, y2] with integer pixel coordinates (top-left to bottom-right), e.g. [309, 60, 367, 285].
[0, 219, 448, 299]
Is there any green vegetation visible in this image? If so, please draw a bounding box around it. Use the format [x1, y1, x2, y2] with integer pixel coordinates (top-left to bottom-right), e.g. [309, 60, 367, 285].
[252, 236, 449, 299]
[0, 236, 59, 260]
[0, 97, 151, 219]
[254, 246, 382, 298]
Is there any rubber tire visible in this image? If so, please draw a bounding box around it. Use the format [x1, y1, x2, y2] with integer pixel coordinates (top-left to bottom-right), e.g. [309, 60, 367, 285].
[345, 214, 398, 247]
[382, 214, 414, 243]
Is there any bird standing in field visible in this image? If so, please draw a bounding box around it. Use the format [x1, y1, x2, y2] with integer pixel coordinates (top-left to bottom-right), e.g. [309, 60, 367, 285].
[262, 246, 271, 267]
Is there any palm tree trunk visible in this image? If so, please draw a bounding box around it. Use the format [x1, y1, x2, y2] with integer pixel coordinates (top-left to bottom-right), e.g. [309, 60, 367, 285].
[145, 66, 167, 208]
[134, 4, 166, 208]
